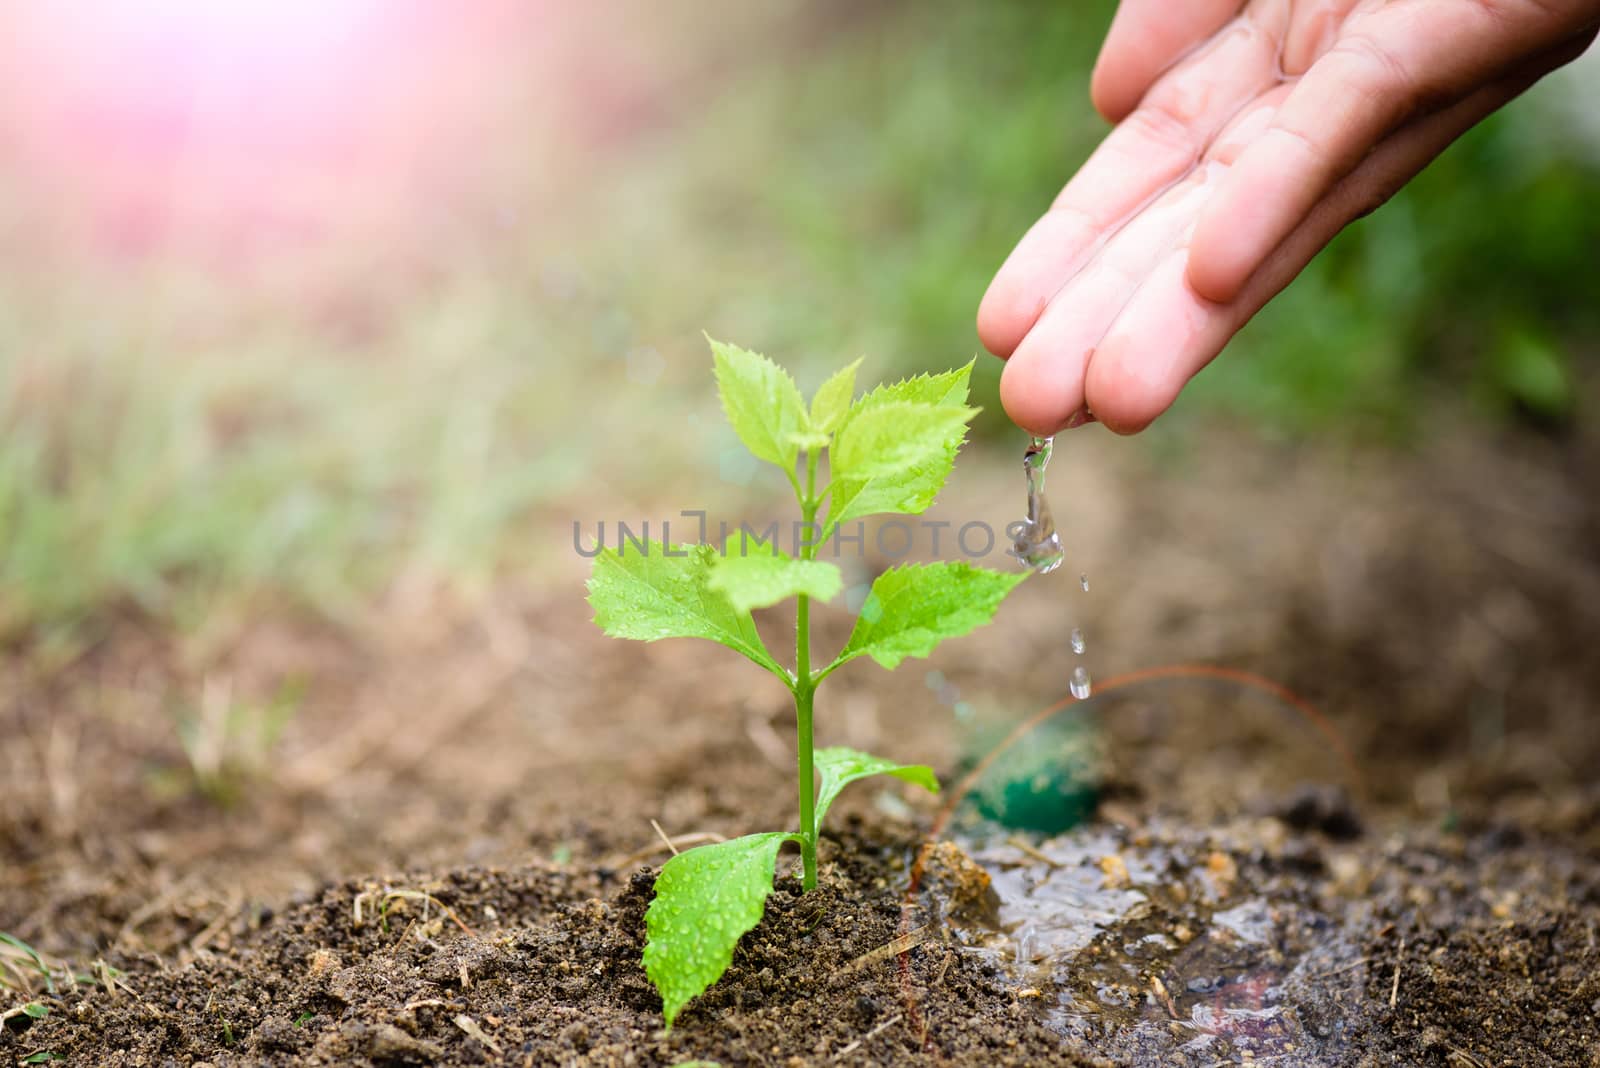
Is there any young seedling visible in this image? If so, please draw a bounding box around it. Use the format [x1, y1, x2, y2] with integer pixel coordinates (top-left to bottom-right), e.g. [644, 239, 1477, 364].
[587, 338, 1026, 1027]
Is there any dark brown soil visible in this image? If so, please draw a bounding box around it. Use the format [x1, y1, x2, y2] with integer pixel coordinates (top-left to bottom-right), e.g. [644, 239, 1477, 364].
[4, 415, 1599, 1066]
[1, 829, 1097, 1067]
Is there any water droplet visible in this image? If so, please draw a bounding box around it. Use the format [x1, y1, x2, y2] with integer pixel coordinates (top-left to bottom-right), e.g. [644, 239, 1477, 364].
[1070, 665, 1092, 700]
[1079, 573, 1089, 592]
[1070, 627, 1086, 655]
[1013, 435, 1065, 574]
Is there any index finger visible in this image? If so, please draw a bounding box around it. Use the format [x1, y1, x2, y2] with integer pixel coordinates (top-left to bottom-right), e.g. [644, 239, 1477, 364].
[978, 11, 1283, 358]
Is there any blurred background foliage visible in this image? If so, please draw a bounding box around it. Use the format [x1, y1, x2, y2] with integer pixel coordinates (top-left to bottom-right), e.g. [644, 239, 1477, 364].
[1, 0, 1597, 645]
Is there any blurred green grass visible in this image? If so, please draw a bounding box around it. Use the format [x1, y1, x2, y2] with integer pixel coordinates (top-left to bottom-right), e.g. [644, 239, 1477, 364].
[2, 0, 1597, 643]
[0, 277, 585, 647]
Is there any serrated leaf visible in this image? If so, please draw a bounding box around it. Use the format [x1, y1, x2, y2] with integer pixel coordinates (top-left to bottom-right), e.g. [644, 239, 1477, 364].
[808, 358, 862, 435]
[848, 361, 973, 413]
[644, 833, 796, 1029]
[831, 402, 975, 480]
[824, 362, 976, 529]
[588, 541, 782, 676]
[709, 338, 807, 468]
[707, 534, 842, 614]
[834, 562, 1026, 670]
[814, 746, 938, 828]
[826, 450, 957, 532]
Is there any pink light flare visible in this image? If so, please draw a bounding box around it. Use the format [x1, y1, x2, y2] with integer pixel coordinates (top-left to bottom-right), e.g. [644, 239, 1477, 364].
[0, 0, 542, 265]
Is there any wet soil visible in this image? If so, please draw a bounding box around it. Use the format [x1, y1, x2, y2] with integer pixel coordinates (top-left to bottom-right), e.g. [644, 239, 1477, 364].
[3, 417, 1599, 1066]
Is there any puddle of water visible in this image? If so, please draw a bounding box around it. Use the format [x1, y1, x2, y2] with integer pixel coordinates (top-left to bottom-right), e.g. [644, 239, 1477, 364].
[949, 823, 1371, 1065]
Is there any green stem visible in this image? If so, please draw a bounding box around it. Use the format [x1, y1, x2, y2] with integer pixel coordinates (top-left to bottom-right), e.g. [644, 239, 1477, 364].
[795, 624, 817, 890]
[794, 447, 822, 891]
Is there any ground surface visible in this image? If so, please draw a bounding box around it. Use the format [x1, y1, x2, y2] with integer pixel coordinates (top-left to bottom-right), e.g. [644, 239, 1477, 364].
[4, 415, 1599, 1066]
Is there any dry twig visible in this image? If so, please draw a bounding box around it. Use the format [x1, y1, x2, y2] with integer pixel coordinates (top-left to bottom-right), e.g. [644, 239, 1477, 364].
[650, 819, 680, 857]
[352, 888, 477, 938]
[1310, 957, 1372, 980]
[608, 831, 727, 871]
[1389, 936, 1405, 1009]
[1445, 1043, 1489, 1068]
[185, 894, 244, 959]
[1005, 836, 1063, 869]
[840, 926, 929, 977]
[453, 1014, 503, 1054]
[1150, 975, 1180, 1020]
[831, 1012, 903, 1061]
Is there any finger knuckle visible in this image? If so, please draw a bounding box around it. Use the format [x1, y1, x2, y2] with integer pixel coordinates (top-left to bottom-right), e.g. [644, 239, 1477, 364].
[1265, 121, 1322, 164]
[1475, 0, 1562, 31]
[1331, 33, 1422, 113]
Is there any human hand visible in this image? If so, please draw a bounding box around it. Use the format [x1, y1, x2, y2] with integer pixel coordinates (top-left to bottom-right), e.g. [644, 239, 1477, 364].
[979, 0, 1600, 435]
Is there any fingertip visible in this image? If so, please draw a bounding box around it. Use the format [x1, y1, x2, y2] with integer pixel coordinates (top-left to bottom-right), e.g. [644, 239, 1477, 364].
[999, 345, 1084, 437]
[1089, 59, 1139, 124]
[976, 282, 1033, 359]
[1098, 413, 1157, 436]
[1084, 248, 1231, 434]
[1186, 202, 1254, 305]
[1082, 342, 1169, 435]
[1090, 0, 1241, 125]
[1089, 3, 1139, 123]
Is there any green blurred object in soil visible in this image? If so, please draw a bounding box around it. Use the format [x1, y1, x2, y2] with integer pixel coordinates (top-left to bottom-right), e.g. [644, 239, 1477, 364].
[962, 710, 1100, 835]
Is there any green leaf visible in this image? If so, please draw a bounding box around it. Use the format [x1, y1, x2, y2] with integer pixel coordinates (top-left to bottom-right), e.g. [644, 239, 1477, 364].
[588, 542, 783, 677]
[814, 746, 939, 828]
[709, 337, 807, 469]
[824, 363, 977, 529]
[22, 1054, 61, 1064]
[644, 832, 796, 1029]
[0, 933, 51, 993]
[21, 1003, 48, 1020]
[808, 358, 863, 435]
[826, 450, 955, 532]
[834, 563, 1026, 671]
[849, 361, 973, 412]
[831, 402, 975, 481]
[707, 534, 842, 614]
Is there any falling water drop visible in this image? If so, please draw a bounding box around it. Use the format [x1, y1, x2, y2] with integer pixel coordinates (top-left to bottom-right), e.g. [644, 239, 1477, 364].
[1012, 434, 1095, 702]
[1013, 436, 1066, 574]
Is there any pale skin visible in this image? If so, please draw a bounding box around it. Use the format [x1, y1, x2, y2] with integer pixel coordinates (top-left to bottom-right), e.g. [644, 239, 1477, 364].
[979, 0, 1600, 436]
